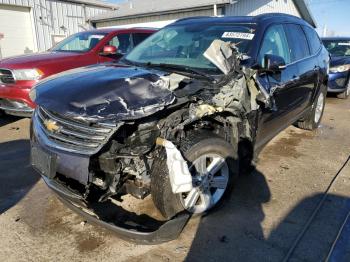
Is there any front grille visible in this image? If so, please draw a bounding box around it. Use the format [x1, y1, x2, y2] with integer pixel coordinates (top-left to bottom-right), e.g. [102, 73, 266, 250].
[0, 69, 15, 84]
[36, 107, 117, 155]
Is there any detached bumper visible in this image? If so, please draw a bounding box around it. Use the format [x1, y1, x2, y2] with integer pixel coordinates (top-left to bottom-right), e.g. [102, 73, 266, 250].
[328, 72, 349, 93]
[42, 175, 190, 244]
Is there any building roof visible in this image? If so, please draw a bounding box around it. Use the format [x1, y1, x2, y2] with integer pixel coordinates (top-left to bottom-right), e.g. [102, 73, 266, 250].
[90, 0, 316, 28]
[292, 0, 316, 27]
[90, 0, 231, 21]
[63, 0, 119, 9]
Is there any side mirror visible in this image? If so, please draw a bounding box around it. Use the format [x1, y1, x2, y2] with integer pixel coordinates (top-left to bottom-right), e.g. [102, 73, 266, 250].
[100, 45, 118, 56]
[263, 54, 286, 73]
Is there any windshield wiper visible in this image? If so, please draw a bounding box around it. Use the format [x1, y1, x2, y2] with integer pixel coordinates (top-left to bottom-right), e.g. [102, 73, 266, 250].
[146, 62, 216, 82]
[119, 58, 136, 66]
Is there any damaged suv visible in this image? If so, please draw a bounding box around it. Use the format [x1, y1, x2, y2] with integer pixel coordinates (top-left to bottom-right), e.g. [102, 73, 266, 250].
[30, 14, 329, 243]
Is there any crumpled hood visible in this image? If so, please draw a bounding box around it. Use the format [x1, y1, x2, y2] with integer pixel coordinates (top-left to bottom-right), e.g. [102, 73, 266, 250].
[32, 64, 175, 122]
[330, 56, 350, 67]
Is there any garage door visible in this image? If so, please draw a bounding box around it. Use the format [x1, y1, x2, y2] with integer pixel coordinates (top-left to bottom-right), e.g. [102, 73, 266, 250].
[0, 5, 35, 58]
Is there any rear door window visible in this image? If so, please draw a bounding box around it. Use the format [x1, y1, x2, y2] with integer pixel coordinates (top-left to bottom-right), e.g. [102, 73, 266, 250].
[303, 26, 321, 55]
[133, 33, 152, 46]
[258, 24, 291, 66]
[108, 33, 132, 54]
[284, 24, 310, 61]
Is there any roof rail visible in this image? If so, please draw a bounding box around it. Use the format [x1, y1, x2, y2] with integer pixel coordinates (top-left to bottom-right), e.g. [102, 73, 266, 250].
[255, 12, 299, 20]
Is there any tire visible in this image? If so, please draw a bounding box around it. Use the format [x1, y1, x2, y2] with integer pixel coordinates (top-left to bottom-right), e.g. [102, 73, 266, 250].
[336, 79, 350, 99]
[151, 131, 238, 219]
[296, 84, 327, 130]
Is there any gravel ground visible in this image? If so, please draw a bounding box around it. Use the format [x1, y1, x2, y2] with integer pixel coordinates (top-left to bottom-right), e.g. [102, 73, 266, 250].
[0, 96, 349, 262]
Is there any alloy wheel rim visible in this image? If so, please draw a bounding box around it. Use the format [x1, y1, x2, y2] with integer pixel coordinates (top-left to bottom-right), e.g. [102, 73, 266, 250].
[314, 92, 324, 123]
[346, 81, 350, 96]
[180, 153, 229, 214]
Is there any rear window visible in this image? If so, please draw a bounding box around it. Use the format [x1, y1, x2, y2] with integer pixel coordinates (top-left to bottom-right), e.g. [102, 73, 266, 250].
[284, 24, 310, 62]
[52, 32, 107, 52]
[133, 33, 152, 46]
[108, 33, 132, 54]
[303, 26, 321, 55]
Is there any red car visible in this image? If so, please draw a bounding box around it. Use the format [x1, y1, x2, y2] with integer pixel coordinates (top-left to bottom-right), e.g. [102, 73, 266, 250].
[0, 28, 155, 117]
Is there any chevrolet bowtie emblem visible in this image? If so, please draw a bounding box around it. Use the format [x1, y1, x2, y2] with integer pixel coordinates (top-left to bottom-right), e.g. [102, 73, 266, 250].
[44, 119, 60, 132]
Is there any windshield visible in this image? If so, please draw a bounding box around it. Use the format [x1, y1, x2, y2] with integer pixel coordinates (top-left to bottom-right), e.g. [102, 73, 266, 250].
[323, 39, 350, 57]
[124, 24, 255, 73]
[52, 32, 107, 53]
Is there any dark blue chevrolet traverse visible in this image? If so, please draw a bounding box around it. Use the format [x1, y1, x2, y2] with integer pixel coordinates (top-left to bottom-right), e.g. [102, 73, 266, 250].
[29, 13, 329, 243]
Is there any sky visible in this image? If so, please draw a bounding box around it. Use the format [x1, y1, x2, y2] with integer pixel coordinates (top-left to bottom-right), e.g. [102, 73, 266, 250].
[306, 0, 350, 36]
[104, 0, 350, 37]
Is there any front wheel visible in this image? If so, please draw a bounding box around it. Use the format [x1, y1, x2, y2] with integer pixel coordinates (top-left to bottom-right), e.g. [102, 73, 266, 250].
[150, 132, 238, 219]
[296, 85, 326, 130]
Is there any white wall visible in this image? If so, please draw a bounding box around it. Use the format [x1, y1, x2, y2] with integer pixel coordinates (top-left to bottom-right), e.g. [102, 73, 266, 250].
[95, 7, 222, 28]
[0, 0, 113, 53]
[100, 20, 176, 29]
[0, 5, 35, 58]
[225, 0, 301, 18]
[96, 0, 303, 29]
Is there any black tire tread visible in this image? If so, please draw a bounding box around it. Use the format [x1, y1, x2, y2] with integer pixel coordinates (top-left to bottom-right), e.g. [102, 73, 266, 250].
[296, 117, 314, 130]
[296, 85, 327, 130]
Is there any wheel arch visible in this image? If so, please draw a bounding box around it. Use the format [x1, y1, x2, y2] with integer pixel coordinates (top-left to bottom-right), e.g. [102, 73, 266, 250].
[182, 111, 256, 175]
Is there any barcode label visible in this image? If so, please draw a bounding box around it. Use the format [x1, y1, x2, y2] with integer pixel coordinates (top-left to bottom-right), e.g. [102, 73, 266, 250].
[222, 32, 255, 40]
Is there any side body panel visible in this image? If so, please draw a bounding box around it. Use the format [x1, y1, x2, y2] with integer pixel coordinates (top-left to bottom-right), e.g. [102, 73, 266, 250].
[253, 20, 326, 151]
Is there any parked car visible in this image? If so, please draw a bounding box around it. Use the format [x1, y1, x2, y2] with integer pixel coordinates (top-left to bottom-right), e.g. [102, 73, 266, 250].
[322, 37, 350, 99]
[30, 14, 329, 243]
[0, 28, 155, 116]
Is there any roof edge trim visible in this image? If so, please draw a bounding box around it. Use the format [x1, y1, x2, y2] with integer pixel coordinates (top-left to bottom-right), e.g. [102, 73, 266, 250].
[292, 0, 317, 28]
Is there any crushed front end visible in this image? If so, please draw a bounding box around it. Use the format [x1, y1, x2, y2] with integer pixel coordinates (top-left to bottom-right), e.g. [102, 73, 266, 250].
[30, 105, 193, 243]
[30, 36, 268, 243]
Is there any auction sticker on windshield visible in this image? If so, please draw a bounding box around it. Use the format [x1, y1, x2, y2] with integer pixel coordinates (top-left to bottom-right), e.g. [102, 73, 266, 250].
[222, 32, 255, 40]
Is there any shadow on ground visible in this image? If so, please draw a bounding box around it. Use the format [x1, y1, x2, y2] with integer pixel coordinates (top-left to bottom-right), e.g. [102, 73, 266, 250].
[184, 170, 350, 262]
[0, 113, 22, 127]
[0, 139, 40, 214]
